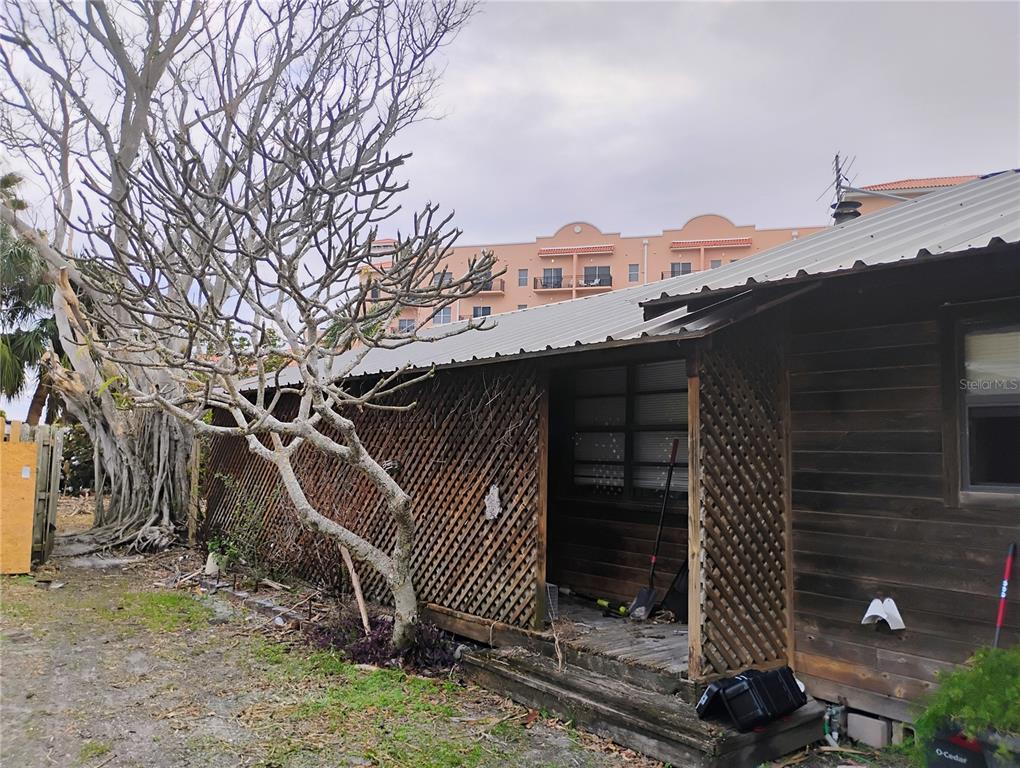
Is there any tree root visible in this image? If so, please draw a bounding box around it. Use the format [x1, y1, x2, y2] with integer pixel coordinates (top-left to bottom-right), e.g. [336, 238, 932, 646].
[55, 522, 178, 557]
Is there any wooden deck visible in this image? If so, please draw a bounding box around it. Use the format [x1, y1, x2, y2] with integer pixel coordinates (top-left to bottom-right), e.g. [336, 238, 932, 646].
[552, 597, 689, 679]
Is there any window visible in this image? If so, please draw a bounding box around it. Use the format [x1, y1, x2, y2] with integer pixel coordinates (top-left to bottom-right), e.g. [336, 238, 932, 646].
[477, 270, 493, 291]
[397, 318, 415, 333]
[369, 282, 380, 300]
[710, 259, 722, 269]
[472, 306, 492, 318]
[628, 263, 640, 283]
[582, 265, 612, 287]
[518, 268, 528, 287]
[517, 304, 528, 310]
[959, 325, 1020, 497]
[570, 359, 688, 501]
[432, 271, 452, 288]
[434, 307, 452, 325]
[670, 262, 692, 277]
[541, 267, 563, 289]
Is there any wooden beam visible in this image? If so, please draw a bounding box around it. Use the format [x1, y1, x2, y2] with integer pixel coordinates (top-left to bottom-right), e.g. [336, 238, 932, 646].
[779, 315, 797, 669]
[533, 371, 550, 630]
[687, 348, 704, 680]
[188, 441, 201, 547]
[423, 602, 548, 651]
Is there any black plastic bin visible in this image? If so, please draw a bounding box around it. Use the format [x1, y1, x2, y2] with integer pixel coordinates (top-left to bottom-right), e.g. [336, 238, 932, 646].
[696, 667, 807, 733]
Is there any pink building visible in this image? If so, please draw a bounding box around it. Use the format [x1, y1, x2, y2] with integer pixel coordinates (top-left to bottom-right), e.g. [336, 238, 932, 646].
[368, 175, 978, 329]
[845, 175, 979, 216]
[373, 214, 826, 329]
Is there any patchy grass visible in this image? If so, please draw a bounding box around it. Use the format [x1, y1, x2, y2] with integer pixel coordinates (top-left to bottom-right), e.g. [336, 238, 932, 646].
[77, 740, 112, 763]
[101, 591, 213, 632]
[293, 666, 456, 720]
[0, 575, 38, 621]
[0, 600, 33, 621]
[364, 725, 487, 768]
[243, 642, 488, 767]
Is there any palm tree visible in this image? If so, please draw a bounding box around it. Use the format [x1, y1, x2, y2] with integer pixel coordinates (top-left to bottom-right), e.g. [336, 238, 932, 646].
[0, 172, 59, 424]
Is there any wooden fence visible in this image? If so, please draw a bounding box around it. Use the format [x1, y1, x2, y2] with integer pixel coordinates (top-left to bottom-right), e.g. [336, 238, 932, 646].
[204, 364, 546, 628]
[688, 319, 793, 679]
[1, 422, 62, 573]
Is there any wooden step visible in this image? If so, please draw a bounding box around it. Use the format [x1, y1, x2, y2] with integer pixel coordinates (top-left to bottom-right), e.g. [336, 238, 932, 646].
[461, 648, 824, 768]
[533, 635, 701, 702]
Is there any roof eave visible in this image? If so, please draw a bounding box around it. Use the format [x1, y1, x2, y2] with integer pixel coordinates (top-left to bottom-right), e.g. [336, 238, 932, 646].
[639, 237, 1019, 312]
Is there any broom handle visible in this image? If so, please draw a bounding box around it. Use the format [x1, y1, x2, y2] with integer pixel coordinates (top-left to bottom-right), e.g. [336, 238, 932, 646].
[993, 542, 1016, 648]
[649, 439, 680, 589]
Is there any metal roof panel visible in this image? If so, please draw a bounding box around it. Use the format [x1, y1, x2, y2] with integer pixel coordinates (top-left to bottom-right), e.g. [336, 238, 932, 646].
[263, 170, 1019, 386]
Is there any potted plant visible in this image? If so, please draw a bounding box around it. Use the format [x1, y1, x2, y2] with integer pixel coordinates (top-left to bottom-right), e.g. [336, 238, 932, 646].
[914, 646, 1020, 767]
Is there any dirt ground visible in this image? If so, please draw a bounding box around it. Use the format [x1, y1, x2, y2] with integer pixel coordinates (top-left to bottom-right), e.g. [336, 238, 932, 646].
[1, 551, 670, 768]
[0, 506, 911, 767]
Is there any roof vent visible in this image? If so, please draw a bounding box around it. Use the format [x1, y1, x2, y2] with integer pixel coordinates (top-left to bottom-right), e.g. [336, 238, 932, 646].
[831, 199, 862, 225]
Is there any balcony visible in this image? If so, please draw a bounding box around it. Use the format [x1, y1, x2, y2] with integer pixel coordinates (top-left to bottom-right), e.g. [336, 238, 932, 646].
[477, 278, 505, 294]
[533, 275, 614, 291]
[660, 269, 693, 280]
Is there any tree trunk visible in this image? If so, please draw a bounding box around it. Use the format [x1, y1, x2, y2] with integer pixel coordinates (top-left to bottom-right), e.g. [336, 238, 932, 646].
[387, 493, 418, 651]
[63, 397, 194, 550]
[25, 376, 48, 426]
[390, 573, 419, 651]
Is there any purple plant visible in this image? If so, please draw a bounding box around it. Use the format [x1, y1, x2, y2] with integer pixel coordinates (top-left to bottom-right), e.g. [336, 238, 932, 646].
[304, 607, 456, 673]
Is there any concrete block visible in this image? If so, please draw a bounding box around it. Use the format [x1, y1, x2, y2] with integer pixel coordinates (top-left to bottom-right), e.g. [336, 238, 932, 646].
[892, 720, 915, 746]
[848, 712, 891, 748]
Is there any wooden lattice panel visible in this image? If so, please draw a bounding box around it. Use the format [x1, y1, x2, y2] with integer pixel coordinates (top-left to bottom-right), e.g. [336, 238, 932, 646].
[204, 365, 544, 628]
[692, 321, 791, 677]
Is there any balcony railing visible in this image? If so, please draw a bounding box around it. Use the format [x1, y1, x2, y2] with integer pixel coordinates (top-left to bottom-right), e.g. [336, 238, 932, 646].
[478, 278, 505, 294]
[533, 274, 614, 290]
[661, 269, 694, 280]
[459, 313, 493, 321]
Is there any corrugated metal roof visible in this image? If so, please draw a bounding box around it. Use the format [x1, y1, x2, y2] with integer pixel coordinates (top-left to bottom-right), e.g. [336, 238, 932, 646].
[643, 169, 1020, 307]
[265, 170, 1019, 386]
[294, 279, 710, 383]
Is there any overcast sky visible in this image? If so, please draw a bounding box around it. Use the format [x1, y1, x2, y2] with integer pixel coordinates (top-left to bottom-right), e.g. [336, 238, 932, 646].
[3, 1, 1018, 420]
[393, 0, 1020, 244]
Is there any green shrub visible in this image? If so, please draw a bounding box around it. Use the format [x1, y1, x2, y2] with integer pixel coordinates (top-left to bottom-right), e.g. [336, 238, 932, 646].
[912, 646, 1020, 764]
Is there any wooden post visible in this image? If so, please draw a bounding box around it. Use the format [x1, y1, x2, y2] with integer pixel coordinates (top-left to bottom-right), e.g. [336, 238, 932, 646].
[188, 442, 201, 547]
[778, 320, 797, 669]
[533, 370, 550, 630]
[340, 545, 371, 635]
[43, 427, 62, 561]
[686, 350, 703, 680]
[32, 425, 50, 558]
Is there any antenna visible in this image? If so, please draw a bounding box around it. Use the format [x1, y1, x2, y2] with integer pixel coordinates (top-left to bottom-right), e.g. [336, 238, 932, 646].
[831, 152, 862, 225]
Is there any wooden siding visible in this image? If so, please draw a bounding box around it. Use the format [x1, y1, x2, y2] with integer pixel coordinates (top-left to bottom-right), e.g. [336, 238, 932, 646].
[789, 271, 1020, 721]
[204, 364, 545, 629]
[548, 498, 686, 606]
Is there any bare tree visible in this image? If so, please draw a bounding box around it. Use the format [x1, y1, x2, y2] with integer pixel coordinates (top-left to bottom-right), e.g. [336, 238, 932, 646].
[1, 0, 492, 648]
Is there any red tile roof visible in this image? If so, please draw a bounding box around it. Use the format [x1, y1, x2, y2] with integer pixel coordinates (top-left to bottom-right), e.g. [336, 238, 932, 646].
[862, 175, 978, 192]
[670, 237, 752, 250]
[538, 244, 615, 256]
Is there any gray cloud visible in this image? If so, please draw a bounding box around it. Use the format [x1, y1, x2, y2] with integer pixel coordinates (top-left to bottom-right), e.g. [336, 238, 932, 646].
[394, 1, 1020, 243]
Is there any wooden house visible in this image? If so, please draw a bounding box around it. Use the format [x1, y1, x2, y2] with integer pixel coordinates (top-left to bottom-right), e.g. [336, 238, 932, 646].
[205, 170, 1020, 765]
